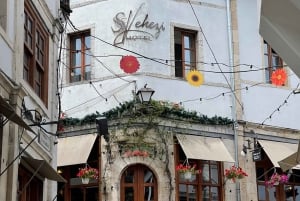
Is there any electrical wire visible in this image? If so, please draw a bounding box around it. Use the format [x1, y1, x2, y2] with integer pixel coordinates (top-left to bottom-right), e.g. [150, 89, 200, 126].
[186, 0, 243, 110]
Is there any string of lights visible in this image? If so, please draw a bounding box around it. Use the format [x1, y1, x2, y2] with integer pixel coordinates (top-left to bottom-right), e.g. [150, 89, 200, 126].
[60, 45, 296, 77]
[260, 83, 300, 126]
[64, 81, 135, 114]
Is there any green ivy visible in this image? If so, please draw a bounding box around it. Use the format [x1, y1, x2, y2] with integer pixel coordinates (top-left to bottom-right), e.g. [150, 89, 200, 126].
[61, 100, 233, 127]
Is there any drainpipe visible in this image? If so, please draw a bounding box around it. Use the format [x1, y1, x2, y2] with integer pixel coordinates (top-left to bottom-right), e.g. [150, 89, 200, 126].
[226, 1, 240, 201]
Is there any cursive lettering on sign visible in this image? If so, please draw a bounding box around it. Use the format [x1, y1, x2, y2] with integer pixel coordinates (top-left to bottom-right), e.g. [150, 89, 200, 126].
[111, 3, 165, 45]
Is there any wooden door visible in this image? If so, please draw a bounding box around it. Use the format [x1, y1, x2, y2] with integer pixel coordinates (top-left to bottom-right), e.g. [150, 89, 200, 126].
[121, 164, 157, 201]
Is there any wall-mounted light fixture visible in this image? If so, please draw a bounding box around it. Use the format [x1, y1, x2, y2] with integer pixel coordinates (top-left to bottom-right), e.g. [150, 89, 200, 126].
[241, 139, 252, 157]
[136, 84, 155, 104]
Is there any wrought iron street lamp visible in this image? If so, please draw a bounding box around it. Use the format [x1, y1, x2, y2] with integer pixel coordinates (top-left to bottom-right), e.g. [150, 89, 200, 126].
[136, 84, 155, 103]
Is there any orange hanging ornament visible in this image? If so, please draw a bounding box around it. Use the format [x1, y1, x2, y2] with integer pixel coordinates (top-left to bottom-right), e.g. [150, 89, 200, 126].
[271, 68, 287, 86]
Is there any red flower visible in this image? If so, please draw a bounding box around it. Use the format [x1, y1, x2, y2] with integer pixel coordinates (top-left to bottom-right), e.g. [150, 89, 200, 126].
[271, 68, 287, 86]
[76, 167, 99, 179]
[120, 55, 140, 74]
[225, 165, 248, 182]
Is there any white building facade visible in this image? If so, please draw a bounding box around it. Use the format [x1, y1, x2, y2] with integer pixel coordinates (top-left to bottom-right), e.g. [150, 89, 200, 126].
[58, 0, 300, 201]
[0, 0, 67, 201]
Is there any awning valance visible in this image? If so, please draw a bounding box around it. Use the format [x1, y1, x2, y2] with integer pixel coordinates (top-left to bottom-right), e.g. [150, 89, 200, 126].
[176, 134, 235, 162]
[21, 157, 66, 182]
[0, 96, 34, 132]
[258, 140, 298, 168]
[57, 134, 97, 166]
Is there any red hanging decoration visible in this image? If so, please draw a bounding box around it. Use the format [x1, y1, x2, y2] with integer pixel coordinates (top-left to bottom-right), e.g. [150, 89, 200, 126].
[271, 68, 287, 86]
[120, 55, 140, 74]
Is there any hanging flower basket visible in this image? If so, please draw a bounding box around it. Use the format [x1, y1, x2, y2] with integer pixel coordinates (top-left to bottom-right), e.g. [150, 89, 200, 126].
[265, 172, 288, 188]
[184, 171, 193, 179]
[76, 167, 99, 184]
[81, 178, 90, 184]
[224, 165, 248, 183]
[176, 162, 200, 180]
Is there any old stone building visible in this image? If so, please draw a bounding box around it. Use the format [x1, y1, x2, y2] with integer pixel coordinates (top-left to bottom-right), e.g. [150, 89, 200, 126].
[57, 0, 300, 201]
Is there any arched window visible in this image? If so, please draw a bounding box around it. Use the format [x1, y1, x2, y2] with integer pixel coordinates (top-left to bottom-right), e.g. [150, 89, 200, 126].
[120, 164, 157, 201]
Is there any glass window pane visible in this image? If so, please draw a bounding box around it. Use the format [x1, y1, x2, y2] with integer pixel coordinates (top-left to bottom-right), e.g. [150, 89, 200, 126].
[125, 187, 134, 201]
[184, 50, 191, 66]
[210, 164, 218, 184]
[85, 36, 91, 49]
[124, 169, 134, 183]
[211, 187, 219, 201]
[85, 66, 91, 80]
[144, 170, 153, 183]
[202, 164, 209, 182]
[144, 186, 154, 201]
[86, 187, 98, 201]
[272, 55, 280, 69]
[184, 35, 190, 48]
[179, 184, 187, 201]
[294, 185, 300, 201]
[264, 42, 268, 54]
[188, 185, 197, 201]
[268, 186, 276, 201]
[71, 188, 83, 201]
[202, 186, 210, 201]
[72, 52, 81, 66]
[258, 185, 266, 200]
[85, 52, 91, 65]
[75, 38, 81, 50]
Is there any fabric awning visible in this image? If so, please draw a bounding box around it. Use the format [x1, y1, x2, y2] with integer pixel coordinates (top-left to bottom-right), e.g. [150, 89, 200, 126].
[278, 140, 300, 171]
[258, 140, 298, 168]
[21, 157, 66, 182]
[57, 134, 97, 166]
[0, 96, 34, 133]
[176, 134, 235, 162]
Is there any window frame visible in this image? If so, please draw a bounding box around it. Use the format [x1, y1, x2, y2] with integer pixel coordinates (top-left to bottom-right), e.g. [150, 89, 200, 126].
[69, 30, 91, 83]
[174, 28, 197, 78]
[24, 0, 49, 105]
[175, 142, 224, 201]
[264, 40, 284, 84]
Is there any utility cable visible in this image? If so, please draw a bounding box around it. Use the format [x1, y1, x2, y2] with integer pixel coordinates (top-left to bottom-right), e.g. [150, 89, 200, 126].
[186, 0, 243, 110]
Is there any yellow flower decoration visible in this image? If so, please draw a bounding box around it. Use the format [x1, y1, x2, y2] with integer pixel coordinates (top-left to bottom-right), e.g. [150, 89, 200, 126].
[186, 70, 204, 87]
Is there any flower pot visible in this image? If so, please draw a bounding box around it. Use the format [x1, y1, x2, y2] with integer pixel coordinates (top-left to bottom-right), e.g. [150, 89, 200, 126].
[82, 178, 90, 184]
[184, 171, 192, 179]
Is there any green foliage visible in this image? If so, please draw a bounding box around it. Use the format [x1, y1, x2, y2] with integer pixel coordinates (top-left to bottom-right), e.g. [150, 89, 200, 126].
[61, 100, 233, 127]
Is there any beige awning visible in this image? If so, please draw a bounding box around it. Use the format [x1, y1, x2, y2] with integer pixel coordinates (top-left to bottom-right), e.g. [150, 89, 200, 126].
[0, 96, 34, 133]
[21, 157, 66, 182]
[57, 134, 97, 166]
[278, 140, 300, 171]
[258, 140, 298, 168]
[176, 135, 235, 162]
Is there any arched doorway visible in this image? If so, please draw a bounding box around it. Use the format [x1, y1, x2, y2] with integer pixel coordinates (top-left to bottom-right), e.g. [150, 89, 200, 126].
[120, 164, 157, 201]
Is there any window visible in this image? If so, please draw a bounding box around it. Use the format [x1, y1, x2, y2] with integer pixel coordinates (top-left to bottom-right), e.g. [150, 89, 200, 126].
[0, 0, 7, 30]
[120, 164, 157, 201]
[174, 28, 197, 78]
[24, 0, 49, 104]
[18, 165, 43, 201]
[264, 40, 283, 84]
[69, 31, 91, 83]
[176, 144, 223, 201]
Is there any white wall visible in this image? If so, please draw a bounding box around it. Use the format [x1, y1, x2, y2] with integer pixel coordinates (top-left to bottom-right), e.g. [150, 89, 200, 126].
[62, 0, 300, 130]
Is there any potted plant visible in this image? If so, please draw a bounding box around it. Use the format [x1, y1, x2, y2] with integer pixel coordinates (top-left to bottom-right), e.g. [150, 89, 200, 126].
[76, 167, 99, 184]
[176, 163, 200, 179]
[224, 165, 248, 183]
[265, 172, 288, 188]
